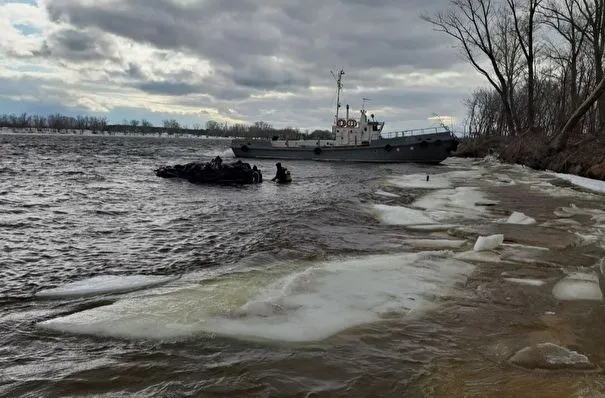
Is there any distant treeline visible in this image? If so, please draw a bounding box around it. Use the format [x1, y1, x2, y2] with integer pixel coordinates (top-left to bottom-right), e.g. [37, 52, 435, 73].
[0, 113, 333, 140]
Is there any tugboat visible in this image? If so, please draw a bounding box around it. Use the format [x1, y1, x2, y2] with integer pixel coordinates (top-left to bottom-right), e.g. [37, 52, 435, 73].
[231, 69, 459, 164]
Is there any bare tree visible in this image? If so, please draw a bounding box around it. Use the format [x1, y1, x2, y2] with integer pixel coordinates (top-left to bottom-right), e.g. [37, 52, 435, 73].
[541, 0, 588, 115]
[506, 0, 543, 132]
[575, 0, 605, 132]
[423, 0, 521, 135]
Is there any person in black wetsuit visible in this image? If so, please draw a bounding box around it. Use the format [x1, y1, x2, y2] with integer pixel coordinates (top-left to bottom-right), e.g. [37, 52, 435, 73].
[271, 162, 287, 183]
[252, 165, 262, 183]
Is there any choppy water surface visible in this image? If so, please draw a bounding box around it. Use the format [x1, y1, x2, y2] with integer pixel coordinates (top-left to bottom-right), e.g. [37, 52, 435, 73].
[2, 132, 605, 397]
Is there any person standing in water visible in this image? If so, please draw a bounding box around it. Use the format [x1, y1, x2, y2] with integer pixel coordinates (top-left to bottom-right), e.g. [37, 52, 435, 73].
[271, 162, 291, 183]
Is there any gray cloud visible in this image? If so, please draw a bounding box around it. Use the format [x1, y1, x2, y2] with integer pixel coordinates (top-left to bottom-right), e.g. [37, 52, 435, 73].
[36, 27, 116, 62]
[0, 0, 474, 129]
[134, 81, 200, 96]
[45, 0, 463, 86]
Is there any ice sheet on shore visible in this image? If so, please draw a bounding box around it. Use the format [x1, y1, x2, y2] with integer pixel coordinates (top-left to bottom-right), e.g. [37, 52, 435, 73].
[35, 275, 181, 298]
[411, 187, 497, 222]
[386, 173, 452, 189]
[550, 171, 605, 195]
[37, 252, 475, 342]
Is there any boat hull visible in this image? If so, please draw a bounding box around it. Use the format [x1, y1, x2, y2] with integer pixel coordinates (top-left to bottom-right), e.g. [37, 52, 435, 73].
[231, 132, 458, 164]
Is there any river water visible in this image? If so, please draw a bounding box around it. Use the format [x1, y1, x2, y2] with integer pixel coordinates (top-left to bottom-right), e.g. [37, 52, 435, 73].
[1, 132, 605, 397]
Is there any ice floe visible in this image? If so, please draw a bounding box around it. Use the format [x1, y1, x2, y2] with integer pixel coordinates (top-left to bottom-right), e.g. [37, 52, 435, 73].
[552, 272, 602, 301]
[500, 243, 549, 251]
[504, 211, 536, 225]
[509, 342, 596, 370]
[38, 252, 475, 342]
[454, 250, 504, 263]
[405, 239, 467, 249]
[374, 189, 399, 198]
[35, 275, 181, 298]
[404, 224, 459, 232]
[473, 234, 504, 251]
[411, 187, 497, 222]
[371, 204, 436, 226]
[503, 278, 546, 286]
[554, 204, 605, 220]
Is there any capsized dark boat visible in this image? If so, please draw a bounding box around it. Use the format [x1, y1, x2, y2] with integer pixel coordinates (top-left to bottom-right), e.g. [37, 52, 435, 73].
[154, 157, 263, 184]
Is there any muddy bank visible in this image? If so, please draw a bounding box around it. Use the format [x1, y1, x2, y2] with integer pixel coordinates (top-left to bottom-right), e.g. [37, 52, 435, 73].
[453, 135, 605, 181]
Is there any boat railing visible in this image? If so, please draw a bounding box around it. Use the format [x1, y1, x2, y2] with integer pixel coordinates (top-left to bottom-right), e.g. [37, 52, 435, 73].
[379, 126, 448, 139]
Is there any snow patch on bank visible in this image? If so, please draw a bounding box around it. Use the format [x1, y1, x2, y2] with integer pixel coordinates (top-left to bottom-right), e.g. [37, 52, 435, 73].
[550, 172, 605, 195]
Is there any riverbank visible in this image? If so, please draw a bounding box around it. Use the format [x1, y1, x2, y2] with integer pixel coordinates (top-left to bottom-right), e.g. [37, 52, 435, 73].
[453, 135, 605, 181]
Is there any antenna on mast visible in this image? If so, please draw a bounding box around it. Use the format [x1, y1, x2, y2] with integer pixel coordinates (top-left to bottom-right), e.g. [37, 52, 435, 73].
[331, 69, 345, 123]
[362, 97, 371, 111]
[432, 112, 452, 133]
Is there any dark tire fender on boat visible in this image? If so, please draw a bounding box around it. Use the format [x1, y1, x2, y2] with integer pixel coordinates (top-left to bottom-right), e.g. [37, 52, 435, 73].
[314, 147, 322, 155]
[241, 145, 249, 152]
[384, 144, 393, 152]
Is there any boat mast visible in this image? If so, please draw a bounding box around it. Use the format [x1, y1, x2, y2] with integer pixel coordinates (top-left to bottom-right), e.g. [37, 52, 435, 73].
[331, 69, 345, 123]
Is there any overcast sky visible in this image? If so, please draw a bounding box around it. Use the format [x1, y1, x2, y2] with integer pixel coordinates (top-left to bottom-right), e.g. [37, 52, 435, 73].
[0, 0, 483, 132]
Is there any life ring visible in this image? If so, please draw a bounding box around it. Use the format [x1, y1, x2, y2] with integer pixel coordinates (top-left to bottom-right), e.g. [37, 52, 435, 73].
[347, 119, 357, 127]
[337, 119, 346, 128]
[241, 145, 249, 152]
[384, 144, 392, 152]
[314, 147, 322, 155]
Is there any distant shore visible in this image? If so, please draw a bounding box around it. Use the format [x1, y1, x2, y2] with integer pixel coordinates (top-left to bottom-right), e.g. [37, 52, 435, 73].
[453, 135, 605, 182]
[0, 127, 234, 139]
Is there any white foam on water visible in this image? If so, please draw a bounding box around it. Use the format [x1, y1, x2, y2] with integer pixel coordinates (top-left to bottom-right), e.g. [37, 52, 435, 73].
[484, 173, 517, 186]
[504, 211, 536, 225]
[35, 275, 181, 298]
[38, 252, 475, 342]
[411, 187, 496, 222]
[574, 232, 601, 246]
[406, 239, 467, 249]
[552, 273, 603, 301]
[371, 204, 436, 226]
[473, 234, 504, 251]
[504, 278, 546, 287]
[386, 173, 452, 189]
[374, 189, 399, 198]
